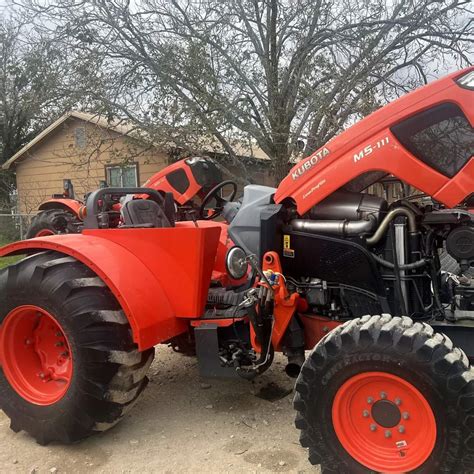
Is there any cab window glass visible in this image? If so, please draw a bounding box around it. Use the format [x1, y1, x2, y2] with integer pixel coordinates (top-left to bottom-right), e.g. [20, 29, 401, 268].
[391, 103, 474, 177]
[166, 169, 190, 194]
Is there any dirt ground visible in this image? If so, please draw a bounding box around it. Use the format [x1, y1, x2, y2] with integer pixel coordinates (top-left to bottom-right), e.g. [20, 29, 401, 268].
[0, 347, 321, 474]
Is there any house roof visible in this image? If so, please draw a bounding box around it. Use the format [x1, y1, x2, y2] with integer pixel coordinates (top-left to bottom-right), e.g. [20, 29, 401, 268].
[2, 111, 140, 170]
[2, 110, 269, 170]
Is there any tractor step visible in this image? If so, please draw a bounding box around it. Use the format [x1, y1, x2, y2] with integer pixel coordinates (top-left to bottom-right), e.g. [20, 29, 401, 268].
[194, 324, 239, 378]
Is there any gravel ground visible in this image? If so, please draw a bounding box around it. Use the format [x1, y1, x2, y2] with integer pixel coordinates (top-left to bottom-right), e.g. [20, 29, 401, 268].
[0, 347, 321, 474]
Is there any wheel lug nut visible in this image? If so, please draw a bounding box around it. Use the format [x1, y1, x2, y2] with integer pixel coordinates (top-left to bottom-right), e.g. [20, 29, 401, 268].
[395, 398, 402, 405]
[370, 424, 377, 432]
[362, 410, 369, 418]
[25, 338, 33, 345]
[385, 430, 392, 438]
[402, 412, 410, 420]
[39, 372, 46, 379]
[367, 397, 374, 404]
[399, 425, 405, 433]
[380, 391, 387, 399]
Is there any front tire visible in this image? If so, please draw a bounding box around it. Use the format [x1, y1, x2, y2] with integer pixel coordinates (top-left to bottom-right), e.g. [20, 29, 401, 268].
[294, 315, 474, 473]
[0, 251, 154, 444]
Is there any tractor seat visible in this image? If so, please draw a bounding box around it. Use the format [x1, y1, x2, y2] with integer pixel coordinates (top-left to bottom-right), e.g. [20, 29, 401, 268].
[122, 198, 175, 228]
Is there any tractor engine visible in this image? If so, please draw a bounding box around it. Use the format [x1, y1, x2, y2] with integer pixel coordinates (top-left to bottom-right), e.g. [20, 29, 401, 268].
[277, 189, 474, 322]
[225, 183, 474, 335]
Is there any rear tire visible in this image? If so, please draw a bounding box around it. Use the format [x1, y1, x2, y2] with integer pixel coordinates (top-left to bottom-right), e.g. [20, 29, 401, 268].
[0, 251, 154, 444]
[26, 209, 78, 239]
[294, 315, 474, 473]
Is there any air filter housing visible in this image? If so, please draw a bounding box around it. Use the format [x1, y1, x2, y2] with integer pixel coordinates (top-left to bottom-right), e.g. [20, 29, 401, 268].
[446, 226, 474, 267]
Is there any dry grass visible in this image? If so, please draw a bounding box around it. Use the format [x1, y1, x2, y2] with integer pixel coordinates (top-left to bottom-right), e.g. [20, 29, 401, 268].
[0, 238, 22, 270]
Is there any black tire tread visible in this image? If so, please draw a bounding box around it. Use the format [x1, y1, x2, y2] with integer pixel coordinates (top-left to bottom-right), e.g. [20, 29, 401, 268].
[294, 314, 474, 473]
[26, 209, 77, 239]
[0, 251, 154, 444]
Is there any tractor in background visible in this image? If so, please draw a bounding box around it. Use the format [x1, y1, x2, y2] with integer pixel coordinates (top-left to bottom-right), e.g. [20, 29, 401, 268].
[26, 156, 224, 238]
[0, 67, 473, 473]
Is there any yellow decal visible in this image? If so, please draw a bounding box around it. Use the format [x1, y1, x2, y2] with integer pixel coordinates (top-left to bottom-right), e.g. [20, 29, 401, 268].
[283, 235, 295, 258]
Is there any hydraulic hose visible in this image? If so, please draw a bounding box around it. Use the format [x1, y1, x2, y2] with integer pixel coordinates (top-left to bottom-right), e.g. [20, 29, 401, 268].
[371, 253, 429, 270]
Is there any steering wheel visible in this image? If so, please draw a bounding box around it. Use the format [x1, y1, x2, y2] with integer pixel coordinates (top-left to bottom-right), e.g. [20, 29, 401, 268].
[199, 180, 238, 220]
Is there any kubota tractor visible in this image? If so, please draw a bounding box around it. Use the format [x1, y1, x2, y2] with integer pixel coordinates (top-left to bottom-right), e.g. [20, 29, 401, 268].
[25, 156, 224, 238]
[0, 67, 473, 473]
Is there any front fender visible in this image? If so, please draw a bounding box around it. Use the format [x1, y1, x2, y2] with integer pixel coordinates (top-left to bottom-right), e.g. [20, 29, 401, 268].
[0, 226, 221, 350]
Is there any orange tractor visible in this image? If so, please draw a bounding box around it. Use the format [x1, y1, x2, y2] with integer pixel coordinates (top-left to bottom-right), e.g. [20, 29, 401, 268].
[0, 67, 473, 473]
[26, 156, 225, 238]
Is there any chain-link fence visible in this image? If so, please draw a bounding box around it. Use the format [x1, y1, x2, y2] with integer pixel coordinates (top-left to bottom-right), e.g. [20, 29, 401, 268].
[0, 211, 34, 243]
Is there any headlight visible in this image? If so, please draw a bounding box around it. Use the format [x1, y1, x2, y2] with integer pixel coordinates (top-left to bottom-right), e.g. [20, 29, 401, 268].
[225, 246, 248, 280]
[456, 70, 474, 90]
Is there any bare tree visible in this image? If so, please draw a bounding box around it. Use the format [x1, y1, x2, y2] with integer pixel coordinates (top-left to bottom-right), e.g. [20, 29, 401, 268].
[0, 12, 85, 206]
[18, 0, 474, 182]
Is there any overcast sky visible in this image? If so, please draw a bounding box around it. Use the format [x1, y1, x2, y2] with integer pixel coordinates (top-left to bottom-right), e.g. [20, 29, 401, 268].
[0, 0, 471, 81]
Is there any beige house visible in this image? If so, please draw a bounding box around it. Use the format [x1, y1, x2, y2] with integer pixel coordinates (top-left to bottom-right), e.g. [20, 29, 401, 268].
[3, 111, 271, 213]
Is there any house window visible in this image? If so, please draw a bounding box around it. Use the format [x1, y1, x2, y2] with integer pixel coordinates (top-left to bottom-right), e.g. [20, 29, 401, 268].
[74, 127, 87, 148]
[106, 164, 139, 187]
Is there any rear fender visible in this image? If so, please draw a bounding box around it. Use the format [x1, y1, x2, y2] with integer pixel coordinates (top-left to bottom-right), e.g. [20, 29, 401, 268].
[38, 198, 83, 217]
[0, 225, 221, 350]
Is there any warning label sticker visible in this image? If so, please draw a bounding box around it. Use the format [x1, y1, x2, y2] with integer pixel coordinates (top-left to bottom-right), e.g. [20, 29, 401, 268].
[283, 235, 295, 258]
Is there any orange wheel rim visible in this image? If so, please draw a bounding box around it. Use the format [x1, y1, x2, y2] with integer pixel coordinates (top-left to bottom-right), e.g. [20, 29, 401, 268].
[0, 305, 73, 405]
[35, 229, 55, 237]
[332, 371, 436, 473]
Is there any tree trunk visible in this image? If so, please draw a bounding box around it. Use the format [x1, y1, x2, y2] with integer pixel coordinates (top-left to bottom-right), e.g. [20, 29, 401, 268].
[272, 147, 291, 185]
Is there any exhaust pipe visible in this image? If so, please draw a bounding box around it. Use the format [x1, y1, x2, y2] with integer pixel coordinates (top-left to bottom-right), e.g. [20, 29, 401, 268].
[283, 317, 306, 378]
[285, 349, 305, 378]
[366, 207, 417, 245]
[290, 215, 377, 237]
